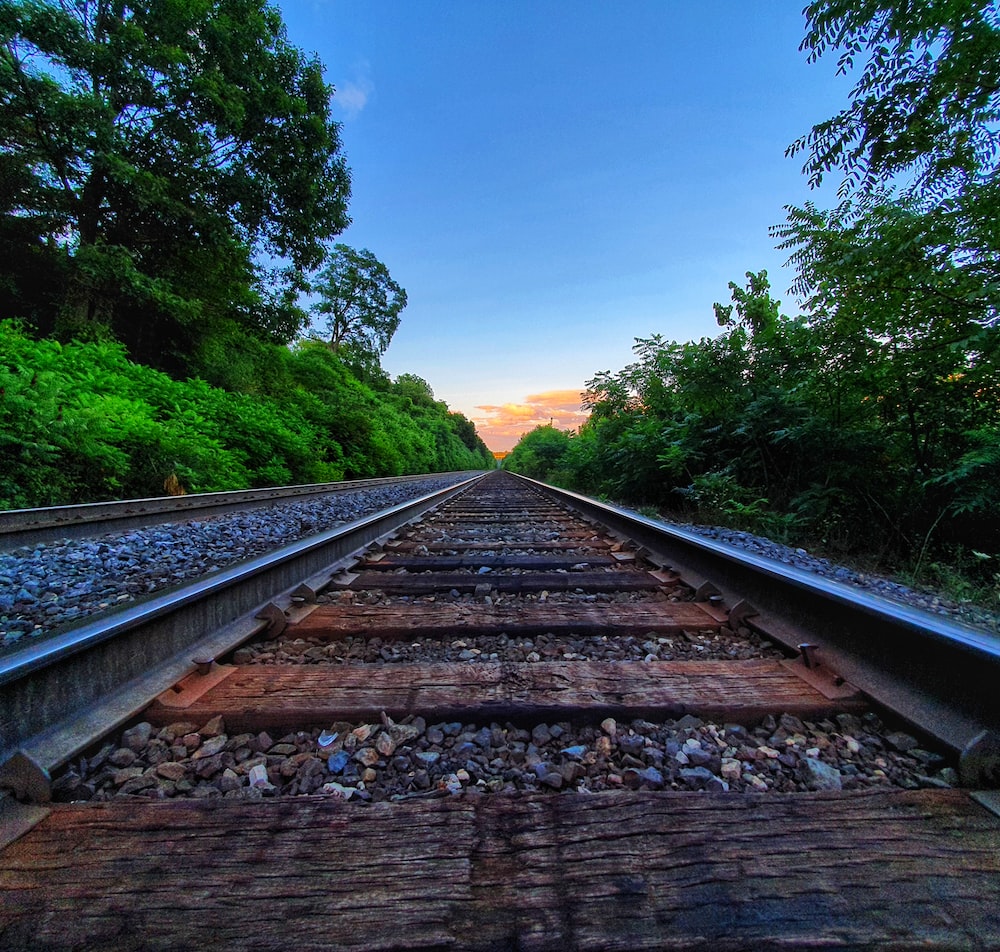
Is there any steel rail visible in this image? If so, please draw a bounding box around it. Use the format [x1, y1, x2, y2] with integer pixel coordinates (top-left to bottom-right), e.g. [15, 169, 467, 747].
[0, 474, 485, 779]
[516, 474, 1000, 761]
[0, 471, 480, 550]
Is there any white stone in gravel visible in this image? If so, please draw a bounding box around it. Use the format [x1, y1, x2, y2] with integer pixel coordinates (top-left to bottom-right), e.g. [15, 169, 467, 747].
[800, 757, 843, 791]
[600, 718, 617, 738]
[247, 764, 270, 787]
[317, 729, 338, 750]
[321, 782, 355, 799]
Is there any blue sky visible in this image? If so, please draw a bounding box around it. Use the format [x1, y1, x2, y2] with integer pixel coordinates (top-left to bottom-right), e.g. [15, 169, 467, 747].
[276, 2, 850, 449]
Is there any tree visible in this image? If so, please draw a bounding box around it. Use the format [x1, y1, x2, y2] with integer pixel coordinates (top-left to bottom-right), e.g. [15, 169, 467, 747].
[785, 2, 1000, 323]
[0, 0, 350, 361]
[310, 244, 407, 363]
[505, 425, 573, 482]
[447, 411, 486, 454]
[789, 0, 1000, 197]
[771, 3, 1000, 563]
[775, 199, 1000, 483]
[393, 373, 436, 408]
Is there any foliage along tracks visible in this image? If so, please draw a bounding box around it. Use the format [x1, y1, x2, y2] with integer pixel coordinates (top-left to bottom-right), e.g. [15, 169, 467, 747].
[1, 471, 999, 949]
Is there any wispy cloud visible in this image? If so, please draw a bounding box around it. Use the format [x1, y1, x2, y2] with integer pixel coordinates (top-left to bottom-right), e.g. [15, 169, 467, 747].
[473, 390, 589, 451]
[333, 67, 373, 120]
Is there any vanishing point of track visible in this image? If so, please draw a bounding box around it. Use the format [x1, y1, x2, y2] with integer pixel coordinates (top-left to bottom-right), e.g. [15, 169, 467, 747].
[1, 470, 999, 950]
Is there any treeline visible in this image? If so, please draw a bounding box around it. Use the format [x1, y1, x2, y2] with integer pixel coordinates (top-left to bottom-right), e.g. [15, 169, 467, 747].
[0, 322, 491, 508]
[0, 1, 493, 504]
[507, 270, 998, 556]
[507, 1, 1000, 601]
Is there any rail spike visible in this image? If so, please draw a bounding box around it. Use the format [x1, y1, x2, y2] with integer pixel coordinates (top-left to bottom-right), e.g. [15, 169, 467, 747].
[0, 751, 51, 804]
[255, 602, 287, 638]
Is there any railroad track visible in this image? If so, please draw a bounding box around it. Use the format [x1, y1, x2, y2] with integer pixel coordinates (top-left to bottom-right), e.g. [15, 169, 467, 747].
[0, 471, 470, 550]
[1, 470, 999, 949]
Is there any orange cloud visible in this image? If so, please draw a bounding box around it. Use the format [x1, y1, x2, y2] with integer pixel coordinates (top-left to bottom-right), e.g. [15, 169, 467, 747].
[473, 389, 590, 451]
[524, 389, 587, 412]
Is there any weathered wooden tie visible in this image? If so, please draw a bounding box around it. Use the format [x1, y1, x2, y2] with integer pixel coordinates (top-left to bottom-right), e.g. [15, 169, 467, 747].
[357, 553, 617, 571]
[146, 659, 862, 730]
[1, 790, 997, 951]
[291, 600, 724, 639]
[386, 538, 615, 552]
[402, 529, 605, 543]
[343, 569, 663, 595]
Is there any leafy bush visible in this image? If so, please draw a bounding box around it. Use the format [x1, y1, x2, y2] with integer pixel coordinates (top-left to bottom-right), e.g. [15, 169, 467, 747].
[0, 322, 492, 509]
[506, 269, 1000, 594]
[504, 426, 573, 482]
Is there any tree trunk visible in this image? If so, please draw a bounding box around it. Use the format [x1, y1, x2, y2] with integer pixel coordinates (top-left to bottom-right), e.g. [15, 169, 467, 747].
[56, 169, 113, 341]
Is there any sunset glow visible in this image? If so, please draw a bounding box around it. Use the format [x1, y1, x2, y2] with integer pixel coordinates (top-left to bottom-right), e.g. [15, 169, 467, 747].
[472, 389, 590, 452]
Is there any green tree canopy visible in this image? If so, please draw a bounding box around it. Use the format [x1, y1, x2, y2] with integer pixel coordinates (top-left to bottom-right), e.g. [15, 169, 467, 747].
[393, 373, 436, 408]
[310, 244, 407, 363]
[790, 0, 1000, 197]
[0, 0, 350, 364]
[505, 425, 574, 483]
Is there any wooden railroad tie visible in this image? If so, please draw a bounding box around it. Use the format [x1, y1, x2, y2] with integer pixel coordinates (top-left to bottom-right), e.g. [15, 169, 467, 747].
[2, 790, 998, 949]
[146, 659, 865, 731]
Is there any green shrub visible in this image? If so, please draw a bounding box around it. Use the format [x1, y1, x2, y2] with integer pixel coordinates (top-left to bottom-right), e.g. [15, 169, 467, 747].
[0, 322, 491, 509]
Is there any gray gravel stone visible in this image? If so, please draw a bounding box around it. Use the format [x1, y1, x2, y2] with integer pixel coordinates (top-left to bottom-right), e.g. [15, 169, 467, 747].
[50, 707, 956, 805]
[122, 722, 152, 751]
[800, 757, 843, 791]
[0, 476, 468, 647]
[658, 520, 998, 633]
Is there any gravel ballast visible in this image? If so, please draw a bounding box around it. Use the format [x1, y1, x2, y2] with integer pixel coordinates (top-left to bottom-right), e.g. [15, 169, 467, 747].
[51, 710, 956, 805]
[241, 587, 785, 665]
[0, 476, 468, 649]
[669, 522, 1000, 633]
[3, 478, 997, 649]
